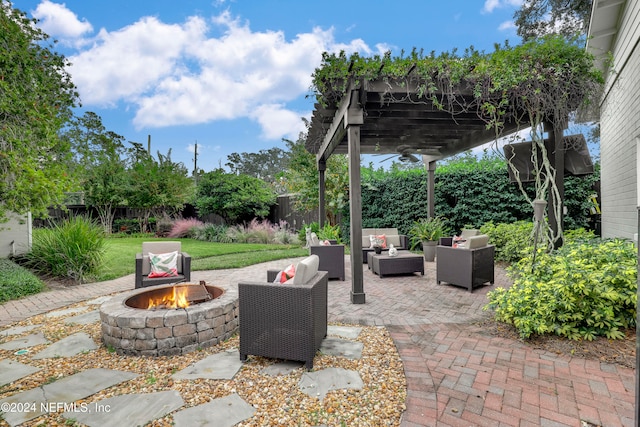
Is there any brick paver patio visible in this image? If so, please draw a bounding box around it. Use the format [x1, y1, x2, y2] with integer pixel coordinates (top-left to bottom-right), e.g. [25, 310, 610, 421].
[0, 257, 635, 426]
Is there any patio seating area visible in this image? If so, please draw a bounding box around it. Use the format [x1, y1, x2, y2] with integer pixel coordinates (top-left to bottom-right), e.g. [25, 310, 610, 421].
[0, 256, 635, 426]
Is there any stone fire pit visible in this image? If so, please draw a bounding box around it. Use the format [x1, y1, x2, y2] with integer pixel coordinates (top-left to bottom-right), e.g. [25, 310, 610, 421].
[100, 282, 238, 356]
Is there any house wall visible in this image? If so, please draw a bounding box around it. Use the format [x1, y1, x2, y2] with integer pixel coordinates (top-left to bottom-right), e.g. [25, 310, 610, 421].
[0, 212, 32, 258]
[599, 1, 640, 239]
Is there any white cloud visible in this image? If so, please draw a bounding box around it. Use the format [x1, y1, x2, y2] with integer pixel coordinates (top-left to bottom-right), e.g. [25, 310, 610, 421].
[250, 104, 309, 140]
[482, 0, 523, 14]
[32, 0, 92, 41]
[498, 20, 516, 31]
[59, 9, 371, 141]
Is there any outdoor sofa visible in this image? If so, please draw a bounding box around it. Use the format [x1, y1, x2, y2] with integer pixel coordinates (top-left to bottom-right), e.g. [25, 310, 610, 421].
[361, 228, 409, 263]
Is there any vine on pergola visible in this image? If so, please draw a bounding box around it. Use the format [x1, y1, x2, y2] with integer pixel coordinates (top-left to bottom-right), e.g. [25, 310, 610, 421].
[310, 35, 603, 249]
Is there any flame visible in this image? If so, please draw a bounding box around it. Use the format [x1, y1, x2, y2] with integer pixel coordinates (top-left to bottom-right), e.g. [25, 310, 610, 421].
[147, 286, 190, 309]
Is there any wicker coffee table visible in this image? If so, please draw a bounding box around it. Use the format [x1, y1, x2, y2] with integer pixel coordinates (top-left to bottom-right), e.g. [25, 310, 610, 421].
[368, 251, 424, 277]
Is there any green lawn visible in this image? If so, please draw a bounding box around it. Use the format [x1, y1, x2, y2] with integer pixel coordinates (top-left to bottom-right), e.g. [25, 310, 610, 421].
[97, 237, 308, 282]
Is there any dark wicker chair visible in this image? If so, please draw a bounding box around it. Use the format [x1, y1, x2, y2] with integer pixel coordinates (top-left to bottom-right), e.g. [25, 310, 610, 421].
[436, 236, 495, 292]
[238, 256, 328, 370]
[309, 244, 345, 280]
[135, 241, 191, 289]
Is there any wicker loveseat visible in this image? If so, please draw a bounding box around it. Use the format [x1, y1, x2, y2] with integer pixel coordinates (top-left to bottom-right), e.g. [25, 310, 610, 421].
[238, 255, 328, 369]
[361, 228, 409, 263]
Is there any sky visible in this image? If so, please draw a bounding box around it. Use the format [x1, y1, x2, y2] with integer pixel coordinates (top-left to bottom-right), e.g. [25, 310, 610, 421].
[13, 0, 526, 173]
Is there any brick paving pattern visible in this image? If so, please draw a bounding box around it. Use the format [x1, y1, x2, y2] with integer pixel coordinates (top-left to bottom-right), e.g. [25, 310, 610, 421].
[0, 257, 635, 426]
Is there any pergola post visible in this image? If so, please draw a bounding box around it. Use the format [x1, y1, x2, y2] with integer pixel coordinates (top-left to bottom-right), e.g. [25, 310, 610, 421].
[426, 160, 437, 218]
[347, 124, 365, 304]
[318, 159, 326, 227]
[544, 120, 567, 248]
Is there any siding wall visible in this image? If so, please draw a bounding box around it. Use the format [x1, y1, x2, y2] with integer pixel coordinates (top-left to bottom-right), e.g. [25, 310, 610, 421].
[0, 212, 32, 258]
[600, 1, 640, 239]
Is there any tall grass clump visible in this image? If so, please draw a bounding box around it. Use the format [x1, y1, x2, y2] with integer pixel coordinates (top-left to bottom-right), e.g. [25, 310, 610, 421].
[226, 219, 299, 244]
[167, 218, 203, 238]
[0, 258, 45, 303]
[192, 223, 232, 242]
[25, 216, 106, 284]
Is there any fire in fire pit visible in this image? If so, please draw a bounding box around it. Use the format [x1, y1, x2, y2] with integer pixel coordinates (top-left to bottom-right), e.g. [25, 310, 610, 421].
[125, 281, 218, 310]
[100, 281, 238, 356]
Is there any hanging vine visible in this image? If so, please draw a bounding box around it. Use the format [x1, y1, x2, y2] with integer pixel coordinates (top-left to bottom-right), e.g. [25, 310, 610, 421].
[310, 35, 603, 250]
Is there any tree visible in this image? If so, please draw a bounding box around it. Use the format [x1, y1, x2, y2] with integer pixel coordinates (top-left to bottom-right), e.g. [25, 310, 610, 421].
[126, 144, 194, 232]
[63, 112, 129, 234]
[280, 135, 349, 226]
[225, 147, 290, 190]
[195, 169, 276, 224]
[0, 2, 79, 221]
[514, 0, 593, 41]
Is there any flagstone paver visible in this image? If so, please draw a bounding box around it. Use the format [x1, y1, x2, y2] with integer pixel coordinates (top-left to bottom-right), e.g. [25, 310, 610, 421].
[0, 332, 49, 351]
[319, 336, 363, 359]
[0, 368, 138, 426]
[32, 332, 97, 359]
[0, 324, 41, 337]
[298, 367, 364, 401]
[64, 309, 100, 325]
[63, 390, 184, 427]
[44, 306, 87, 318]
[172, 392, 256, 427]
[0, 359, 41, 386]
[172, 349, 243, 380]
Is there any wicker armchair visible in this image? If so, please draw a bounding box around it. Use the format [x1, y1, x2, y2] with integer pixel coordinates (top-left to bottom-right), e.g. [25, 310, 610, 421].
[309, 244, 345, 280]
[436, 235, 494, 292]
[135, 241, 191, 289]
[238, 255, 328, 370]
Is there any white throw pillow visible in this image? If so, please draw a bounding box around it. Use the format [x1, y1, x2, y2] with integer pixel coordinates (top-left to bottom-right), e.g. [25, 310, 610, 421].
[148, 251, 179, 278]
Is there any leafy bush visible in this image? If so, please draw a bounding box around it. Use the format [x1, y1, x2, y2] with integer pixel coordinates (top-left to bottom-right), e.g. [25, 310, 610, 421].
[480, 221, 534, 263]
[167, 218, 203, 238]
[0, 258, 45, 303]
[298, 222, 320, 243]
[486, 238, 637, 340]
[25, 216, 106, 284]
[155, 216, 174, 237]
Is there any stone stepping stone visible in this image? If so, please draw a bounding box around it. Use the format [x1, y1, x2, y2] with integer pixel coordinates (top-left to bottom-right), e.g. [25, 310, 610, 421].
[85, 296, 112, 305]
[0, 324, 42, 337]
[172, 349, 242, 380]
[45, 307, 87, 318]
[260, 361, 302, 376]
[64, 310, 100, 325]
[63, 390, 184, 427]
[0, 332, 49, 351]
[327, 325, 362, 339]
[173, 393, 255, 427]
[298, 367, 363, 401]
[0, 359, 41, 386]
[32, 332, 97, 359]
[0, 368, 138, 426]
[319, 337, 363, 360]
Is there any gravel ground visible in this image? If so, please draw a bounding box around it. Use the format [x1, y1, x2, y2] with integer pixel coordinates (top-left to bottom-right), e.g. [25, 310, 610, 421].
[0, 299, 407, 427]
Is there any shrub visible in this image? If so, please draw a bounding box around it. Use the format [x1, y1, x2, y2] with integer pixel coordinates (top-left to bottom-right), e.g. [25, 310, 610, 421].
[486, 238, 637, 340]
[156, 216, 174, 237]
[270, 220, 299, 245]
[298, 222, 320, 243]
[167, 218, 203, 238]
[0, 258, 45, 303]
[480, 221, 534, 263]
[25, 216, 105, 284]
[192, 223, 232, 243]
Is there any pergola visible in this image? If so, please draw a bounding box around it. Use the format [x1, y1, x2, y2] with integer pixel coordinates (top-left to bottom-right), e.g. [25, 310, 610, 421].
[306, 77, 568, 304]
